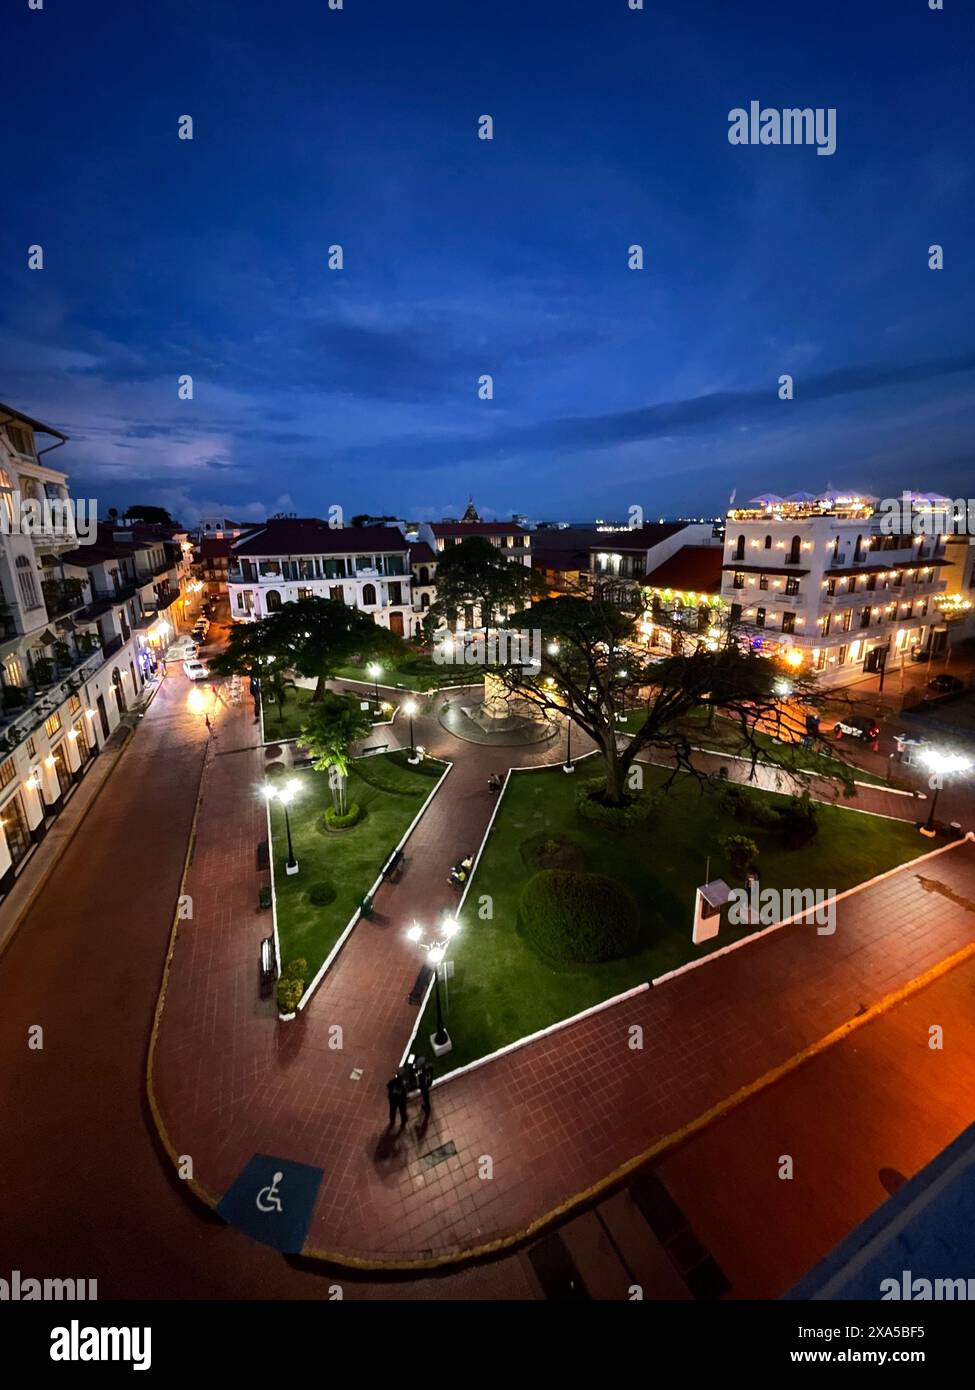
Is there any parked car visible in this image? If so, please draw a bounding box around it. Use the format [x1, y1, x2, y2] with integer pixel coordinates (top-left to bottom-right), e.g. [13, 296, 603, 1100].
[192, 618, 210, 636]
[833, 714, 880, 741]
[928, 673, 964, 694]
[183, 658, 209, 681]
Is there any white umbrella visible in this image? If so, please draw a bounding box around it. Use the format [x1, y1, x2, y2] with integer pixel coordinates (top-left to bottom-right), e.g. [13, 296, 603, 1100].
[748, 492, 784, 505]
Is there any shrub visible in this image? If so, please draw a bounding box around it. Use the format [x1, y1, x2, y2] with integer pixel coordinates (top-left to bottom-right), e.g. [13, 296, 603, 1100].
[518, 869, 640, 964]
[774, 794, 819, 848]
[721, 834, 759, 878]
[276, 975, 304, 1014]
[324, 802, 362, 830]
[520, 834, 586, 871]
[282, 956, 307, 981]
[307, 881, 336, 907]
[575, 781, 657, 828]
[258, 884, 272, 910]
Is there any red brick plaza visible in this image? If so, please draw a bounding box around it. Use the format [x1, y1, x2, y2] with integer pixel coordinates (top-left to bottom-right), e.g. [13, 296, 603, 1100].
[150, 674, 975, 1268]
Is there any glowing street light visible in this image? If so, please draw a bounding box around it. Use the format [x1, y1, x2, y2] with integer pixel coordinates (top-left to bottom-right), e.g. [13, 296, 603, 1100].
[783, 648, 804, 670]
[264, 777, 302, 874]
[367, 662, 382, 702]
[918, 748, 972, 834]
[407, 917, 462, 1054]
[403, 698, 418, 757]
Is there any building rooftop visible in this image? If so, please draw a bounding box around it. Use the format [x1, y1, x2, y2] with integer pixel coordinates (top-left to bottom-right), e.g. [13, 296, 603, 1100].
[590, 522, 689, 553]
[429, 521, 528, 538]
[645, 545, 724, 594]
[232, 518, 409, 557]
[408, 541, 437, 564]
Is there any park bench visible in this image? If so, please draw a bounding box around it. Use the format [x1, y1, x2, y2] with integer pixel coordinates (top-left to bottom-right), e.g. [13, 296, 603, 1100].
[408, 962, 433, 1007]
[382, 847, 404, 882]
[259, 937, 276, 1000]
[256, 839, 270, 871]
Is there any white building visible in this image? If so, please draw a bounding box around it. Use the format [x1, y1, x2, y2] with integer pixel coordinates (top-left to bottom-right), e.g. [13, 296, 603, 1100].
[721, 492, 949, 684]
[227, 518, 415, 636]
[0, 405, 186, 901]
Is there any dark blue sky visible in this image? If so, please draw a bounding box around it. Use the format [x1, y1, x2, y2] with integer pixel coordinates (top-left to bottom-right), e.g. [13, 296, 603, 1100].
[3, 0, 973, 525]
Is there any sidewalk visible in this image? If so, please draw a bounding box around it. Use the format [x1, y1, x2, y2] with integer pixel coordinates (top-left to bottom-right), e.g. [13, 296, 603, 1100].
[151, 693, 975, 1266]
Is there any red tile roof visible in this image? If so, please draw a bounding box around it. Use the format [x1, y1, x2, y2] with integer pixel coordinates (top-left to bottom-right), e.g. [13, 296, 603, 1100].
[644, 545, 724, 594]
[409, 542, 437, 563]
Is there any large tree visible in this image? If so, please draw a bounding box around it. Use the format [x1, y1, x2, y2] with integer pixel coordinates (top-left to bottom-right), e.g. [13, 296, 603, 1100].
[296, 693, 372, 815]
[495, 595, 833, 806]
[425, 535, 532, 631]
[210, 597, 405, 700]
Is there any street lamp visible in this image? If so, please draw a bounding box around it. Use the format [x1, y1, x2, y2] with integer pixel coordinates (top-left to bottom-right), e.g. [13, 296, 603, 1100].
[403, 698, 418, 760]
[264, 777, 301, 874]
[918, 748, 972, 835]
[563, 711, 575, 774]
[368, 662, 382, 702]
[407, 917, 461, 1055]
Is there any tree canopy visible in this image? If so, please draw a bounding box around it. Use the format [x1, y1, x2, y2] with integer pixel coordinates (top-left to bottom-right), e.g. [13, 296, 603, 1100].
[296, 692, 372, 814]
[425, 535, 531, 631]
[210, 597, 405, 700]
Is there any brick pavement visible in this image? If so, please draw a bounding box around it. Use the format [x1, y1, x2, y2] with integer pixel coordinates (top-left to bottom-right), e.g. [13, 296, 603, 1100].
[151, 679, 975, 1266]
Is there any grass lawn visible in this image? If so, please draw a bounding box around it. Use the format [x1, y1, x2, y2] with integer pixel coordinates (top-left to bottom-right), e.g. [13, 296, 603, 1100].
[416, 762, 928, 1074]
[262, 685, 389, 742]
[270, 750, 446, 980]
[616, 705, 891, 788]
[331, 654, 485, 692]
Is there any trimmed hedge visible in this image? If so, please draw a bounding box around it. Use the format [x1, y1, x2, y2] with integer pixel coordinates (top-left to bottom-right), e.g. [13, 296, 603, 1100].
[518, 869, 641, 964]
[276, 956, 308, 1014]
[323, 802, 362, 830]
[576, 780, 658, 828]
[307, 881, 336, 907]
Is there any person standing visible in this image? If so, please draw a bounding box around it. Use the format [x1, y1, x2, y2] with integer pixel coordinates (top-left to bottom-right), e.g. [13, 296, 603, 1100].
[386, 1073, 407, 1128]
[415, 1056, 433, 1116]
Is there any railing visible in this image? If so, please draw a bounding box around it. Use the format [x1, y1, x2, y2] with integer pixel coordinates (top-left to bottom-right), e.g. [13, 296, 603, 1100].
[101, 634, 124, 659]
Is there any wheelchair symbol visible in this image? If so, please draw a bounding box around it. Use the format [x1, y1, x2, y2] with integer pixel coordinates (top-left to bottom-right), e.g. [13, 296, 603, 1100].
[256, 1170, 284, 1214]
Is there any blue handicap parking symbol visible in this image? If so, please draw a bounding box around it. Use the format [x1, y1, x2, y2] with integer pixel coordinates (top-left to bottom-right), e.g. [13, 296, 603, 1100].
[217, 1153, 324, 1253]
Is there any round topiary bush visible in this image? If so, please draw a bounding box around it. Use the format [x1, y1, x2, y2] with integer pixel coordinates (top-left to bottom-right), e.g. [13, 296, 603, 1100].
[307, 881, 336, 907]
[518, 869, 641, 964]
[576, 781, 658, 828]
[323, 802, 362, 831]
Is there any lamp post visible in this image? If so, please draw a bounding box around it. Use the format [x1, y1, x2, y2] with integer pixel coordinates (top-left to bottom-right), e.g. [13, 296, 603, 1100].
[918, 749, 971, 835]
[407, 917, 461, 1055]
[368, 662, 382, 703]
[403, 698, 418, 760]
[563, 712, 574, 773]
[264, 778, 301, 874]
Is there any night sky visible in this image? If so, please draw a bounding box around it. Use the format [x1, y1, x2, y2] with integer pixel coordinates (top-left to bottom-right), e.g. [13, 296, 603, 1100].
[3, 0, 973, 525]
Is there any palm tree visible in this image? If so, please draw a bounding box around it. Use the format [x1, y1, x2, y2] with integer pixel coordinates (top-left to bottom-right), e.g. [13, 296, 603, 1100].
[297, 693, 372, 816]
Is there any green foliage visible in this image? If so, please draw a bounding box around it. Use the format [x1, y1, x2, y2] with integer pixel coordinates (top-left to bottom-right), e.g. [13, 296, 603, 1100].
[427, 535, 531, 630]
[716, 783, 818, 846]
[276, 957, 307, 1014]
[324, 802, 362, 829]
[518, 868, 641, 964]
[575, 780, 657, 827]
[775, 793, 819, 848]
[258, 884, 272, 909]
[298, 692, 373, 814]
[721, 833, 759, 877]
[307, 881, 337, 907]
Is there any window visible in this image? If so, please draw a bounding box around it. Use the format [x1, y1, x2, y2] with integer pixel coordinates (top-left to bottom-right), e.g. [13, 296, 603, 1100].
[44, 713, 62, 738]
[733, 535, 745, 561]
[820, 613, 831, 637]
[265, 590, 282, 612]
[867, 573, 877, 591]
[259, 560, 281, 578]
[826, 577, 837, 596]
[785, 576, 800, 597]
[814, 649, 828, 672]
[15, 555, 40, 610]
[5, 656, 25, 687]
[860, 608, 871, 629]
[69, 695, 81, 715]
[764, 535, 772, 550]
[0, 468, 14, 526]
[848, 576, 857, 594]
[1, 791, 32, 869]
[787, 535, 801, 564]
[387, 582, 403, 605]
[842, 608, 853, 633]
[361, 583, 377, 606]
[418, 566, 430, 585]
[329, 585, 344, 603]
[26, 737, 36, 757]
[730, 603, 742, 625]
[854, 534, 864, 563]
[920, 598, 929, 616]
[0, 758, 15, 790]
[759, 574, 769, 590]
[782, 612, 796, 634]
[296, 587, 312, 601]
[755, 607, 766, 628]
[733, 571, 745, 590]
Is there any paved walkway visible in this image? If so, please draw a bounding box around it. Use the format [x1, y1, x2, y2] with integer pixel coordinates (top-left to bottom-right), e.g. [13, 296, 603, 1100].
[151, 681, 975, 1265]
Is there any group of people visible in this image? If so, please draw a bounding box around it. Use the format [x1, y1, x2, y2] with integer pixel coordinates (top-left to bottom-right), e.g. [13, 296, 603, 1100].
[448, 855, 473, 888]
[386, 1055, 434, 1127]
[487, 771, 503, 792]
